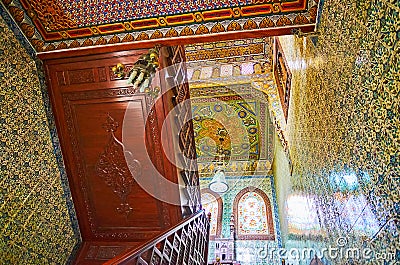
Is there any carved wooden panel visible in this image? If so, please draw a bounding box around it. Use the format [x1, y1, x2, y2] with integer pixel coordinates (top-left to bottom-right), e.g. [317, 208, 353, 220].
[273, 37, 292, 121]
[98, 67, 107, 82]
[56, 71, 66, 86]
[43, 49, 185, 264]
[68, 68, 95, 84]
[106, 211, 210, 265]
[79, 241, 141, 263]
[63, 88, 166, 238]
[158, 45, 201, 217]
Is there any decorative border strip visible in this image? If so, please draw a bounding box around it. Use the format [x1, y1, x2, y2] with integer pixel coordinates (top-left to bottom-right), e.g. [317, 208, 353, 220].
[269, 175, 282, 247]
[186, 42, 265, 61]
[0, 1, 35, 57]
[2, 0, 318, 52]
[35, 0, 309, 38]
[252, 79, 291, 165]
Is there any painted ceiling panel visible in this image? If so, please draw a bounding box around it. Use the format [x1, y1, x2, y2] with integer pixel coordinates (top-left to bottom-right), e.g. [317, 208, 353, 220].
[186, 38, 276, 176]
[1, 0, 319, 52]
[191, 85, 273, 164]
[60, 0, 251, 27]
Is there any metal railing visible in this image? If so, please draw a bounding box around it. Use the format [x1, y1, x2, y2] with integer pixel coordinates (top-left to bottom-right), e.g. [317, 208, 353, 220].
[104, 210, 210, 265]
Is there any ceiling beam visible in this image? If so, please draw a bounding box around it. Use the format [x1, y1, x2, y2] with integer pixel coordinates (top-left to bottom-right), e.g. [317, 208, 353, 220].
[38, 24, 315, 61]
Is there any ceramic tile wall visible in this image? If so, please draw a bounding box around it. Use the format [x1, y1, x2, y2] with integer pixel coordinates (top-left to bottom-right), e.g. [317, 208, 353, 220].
[272, 133, 291, 243]
[200, 176, 281, 264]
[0, 12, 80, 264]
[277, 0, 399, 264]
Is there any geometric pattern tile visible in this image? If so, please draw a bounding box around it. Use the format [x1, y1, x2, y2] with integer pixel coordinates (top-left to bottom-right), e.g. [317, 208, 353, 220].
[280, 0, 400, 263]
[0, 14, 80, 264]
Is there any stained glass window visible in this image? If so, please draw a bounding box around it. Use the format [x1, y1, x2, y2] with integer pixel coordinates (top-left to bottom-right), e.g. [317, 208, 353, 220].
[237, 191, 269, 235]
[201, 192, 220, 236]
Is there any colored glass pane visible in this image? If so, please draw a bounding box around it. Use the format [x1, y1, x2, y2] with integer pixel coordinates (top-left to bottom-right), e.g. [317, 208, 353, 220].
[201, 193, 219, 236]
[237, 192, 268, 235]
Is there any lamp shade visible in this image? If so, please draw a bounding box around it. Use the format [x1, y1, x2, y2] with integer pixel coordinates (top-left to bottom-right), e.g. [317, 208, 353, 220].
[209, 168, 229, 193]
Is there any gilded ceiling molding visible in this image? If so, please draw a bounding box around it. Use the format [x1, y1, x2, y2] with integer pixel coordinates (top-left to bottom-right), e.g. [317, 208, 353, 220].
[186, 42, 265, 61]
[198, 160, 273, 177]
[1, 0, 319, 52]
[252, 80, 290, 163]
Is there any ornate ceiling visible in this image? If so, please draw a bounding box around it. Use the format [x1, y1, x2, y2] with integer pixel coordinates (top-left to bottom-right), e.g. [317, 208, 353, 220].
[186, 38, 277, 176]
[191, 85, 272, 161]
[1, 0, 319, 52]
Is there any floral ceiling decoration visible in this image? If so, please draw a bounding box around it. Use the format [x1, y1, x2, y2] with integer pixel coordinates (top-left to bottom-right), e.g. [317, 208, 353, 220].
[186, 38, 290, 176]
[1, 0, 319, 52]
[190, 85, 275, 177]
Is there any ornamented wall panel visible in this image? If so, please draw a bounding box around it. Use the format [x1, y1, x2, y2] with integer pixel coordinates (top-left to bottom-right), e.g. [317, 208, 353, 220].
[43, 49, 185, 263]
[66, 97, 163, 232]
[277, 0, 399, 263]
[0, 14, 80, 264]
[190, 85, 274, 173]
[200, 176, 282, 265]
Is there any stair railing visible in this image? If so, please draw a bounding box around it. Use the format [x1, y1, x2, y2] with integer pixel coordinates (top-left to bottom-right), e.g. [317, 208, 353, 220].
[104, 210, 211, 265]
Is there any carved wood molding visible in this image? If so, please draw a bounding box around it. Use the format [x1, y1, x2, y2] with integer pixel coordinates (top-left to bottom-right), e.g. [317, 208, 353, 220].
[145, 101, 173, 228]
[62, 88, 163, 239]
[96, 114, 142, 218]
[86, 245, 127, 260]
[274, 36, 292, 121]
[63, 87, 138, 101]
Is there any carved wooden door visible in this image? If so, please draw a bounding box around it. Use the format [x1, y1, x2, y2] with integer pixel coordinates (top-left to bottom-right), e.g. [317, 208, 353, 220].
[43, 49, 189, 264]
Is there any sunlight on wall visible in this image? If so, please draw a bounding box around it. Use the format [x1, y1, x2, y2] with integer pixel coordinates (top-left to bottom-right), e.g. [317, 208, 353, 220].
[286, 194, 321, 235]
[201, 192, 219, 236]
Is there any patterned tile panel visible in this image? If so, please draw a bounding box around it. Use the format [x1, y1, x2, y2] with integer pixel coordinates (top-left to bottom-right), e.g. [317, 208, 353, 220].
[200, 175, 281, 265]
[0, 12, 80, 264]
[278, 0, 399, 263]
[190, 85, 275, 179]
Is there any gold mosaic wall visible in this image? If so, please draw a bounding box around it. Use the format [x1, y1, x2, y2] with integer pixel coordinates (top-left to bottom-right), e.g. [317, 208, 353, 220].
[272, 133, 291, 243]
[0, 16, 79, 264]
[280, 0, 399, 263]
